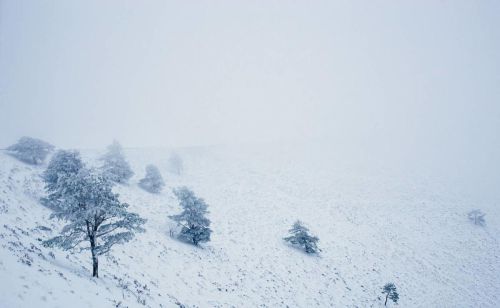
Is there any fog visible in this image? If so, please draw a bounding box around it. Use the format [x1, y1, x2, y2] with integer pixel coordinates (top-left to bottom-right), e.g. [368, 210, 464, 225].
[1, 1, 499, 199]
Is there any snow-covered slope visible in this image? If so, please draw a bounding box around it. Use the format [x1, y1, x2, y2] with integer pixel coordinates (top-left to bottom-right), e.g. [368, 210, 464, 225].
[0, 144, 499, 307]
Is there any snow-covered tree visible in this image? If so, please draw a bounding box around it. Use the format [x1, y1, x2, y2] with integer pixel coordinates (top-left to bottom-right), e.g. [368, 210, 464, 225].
[284, 220, 319, 254]
[43, 149, 84, 187]
[169, 187, 211, 246]
[43, 168, 146, 277]
[6, 136, 54, 165]
[139, 164, 165, 193]
[100, 140, 134, 183]
[41, 150, 84, 210]
[382, 283, 399, 306]
[468, 209, 486, 226]
[168, 152, 183, 175]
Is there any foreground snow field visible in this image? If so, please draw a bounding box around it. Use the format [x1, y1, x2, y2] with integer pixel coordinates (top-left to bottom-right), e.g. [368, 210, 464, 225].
[0, 143, 499, 307]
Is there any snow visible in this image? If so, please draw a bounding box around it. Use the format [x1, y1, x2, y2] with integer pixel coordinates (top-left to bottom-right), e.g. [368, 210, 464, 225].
[1, 143, 499, 307]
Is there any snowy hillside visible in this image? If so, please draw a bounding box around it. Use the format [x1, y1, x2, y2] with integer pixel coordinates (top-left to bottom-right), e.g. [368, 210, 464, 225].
[0, 144, 499, 307]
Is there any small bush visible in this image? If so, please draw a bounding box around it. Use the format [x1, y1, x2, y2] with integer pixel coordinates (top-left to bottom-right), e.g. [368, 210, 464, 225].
[468, 209, 486, 226]
[284, 220, 319, 254]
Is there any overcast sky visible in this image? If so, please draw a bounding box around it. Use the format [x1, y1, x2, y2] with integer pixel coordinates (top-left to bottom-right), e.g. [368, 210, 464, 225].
[1, 0, 499, 159]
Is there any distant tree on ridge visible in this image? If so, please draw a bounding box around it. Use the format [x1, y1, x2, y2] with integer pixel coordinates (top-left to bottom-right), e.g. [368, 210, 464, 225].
[100, 140, 134, 183]
[6, 136, 54, 165]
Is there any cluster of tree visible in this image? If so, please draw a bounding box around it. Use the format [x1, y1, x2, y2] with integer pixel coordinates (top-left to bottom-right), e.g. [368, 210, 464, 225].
[6, 137, 183, 196]
[5, 136, 402, 304]
[99, 141, 184, 195]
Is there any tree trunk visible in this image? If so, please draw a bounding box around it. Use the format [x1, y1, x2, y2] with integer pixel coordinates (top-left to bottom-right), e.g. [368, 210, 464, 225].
[190, 224, 198, 246]
[90, 239, 99, 278]
[385, 293, 389, 306]
[86, 219, 100, 278]
[92, 253, 98, 278]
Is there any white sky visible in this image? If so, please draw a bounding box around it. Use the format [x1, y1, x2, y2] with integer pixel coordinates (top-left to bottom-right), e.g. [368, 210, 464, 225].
[1, 0, 499, 159]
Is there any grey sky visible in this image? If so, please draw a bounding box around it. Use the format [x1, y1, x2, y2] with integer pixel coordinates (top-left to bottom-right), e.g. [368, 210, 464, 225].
[1, 0, 499, 156]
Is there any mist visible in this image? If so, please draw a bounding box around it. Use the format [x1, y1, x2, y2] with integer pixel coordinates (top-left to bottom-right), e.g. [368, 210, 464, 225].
[1, 1, 499, 198]
[1, 2, 500, 306]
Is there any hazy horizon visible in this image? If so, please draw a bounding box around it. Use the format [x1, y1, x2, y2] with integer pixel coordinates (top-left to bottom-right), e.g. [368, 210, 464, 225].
[1, 1, 499, 166]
